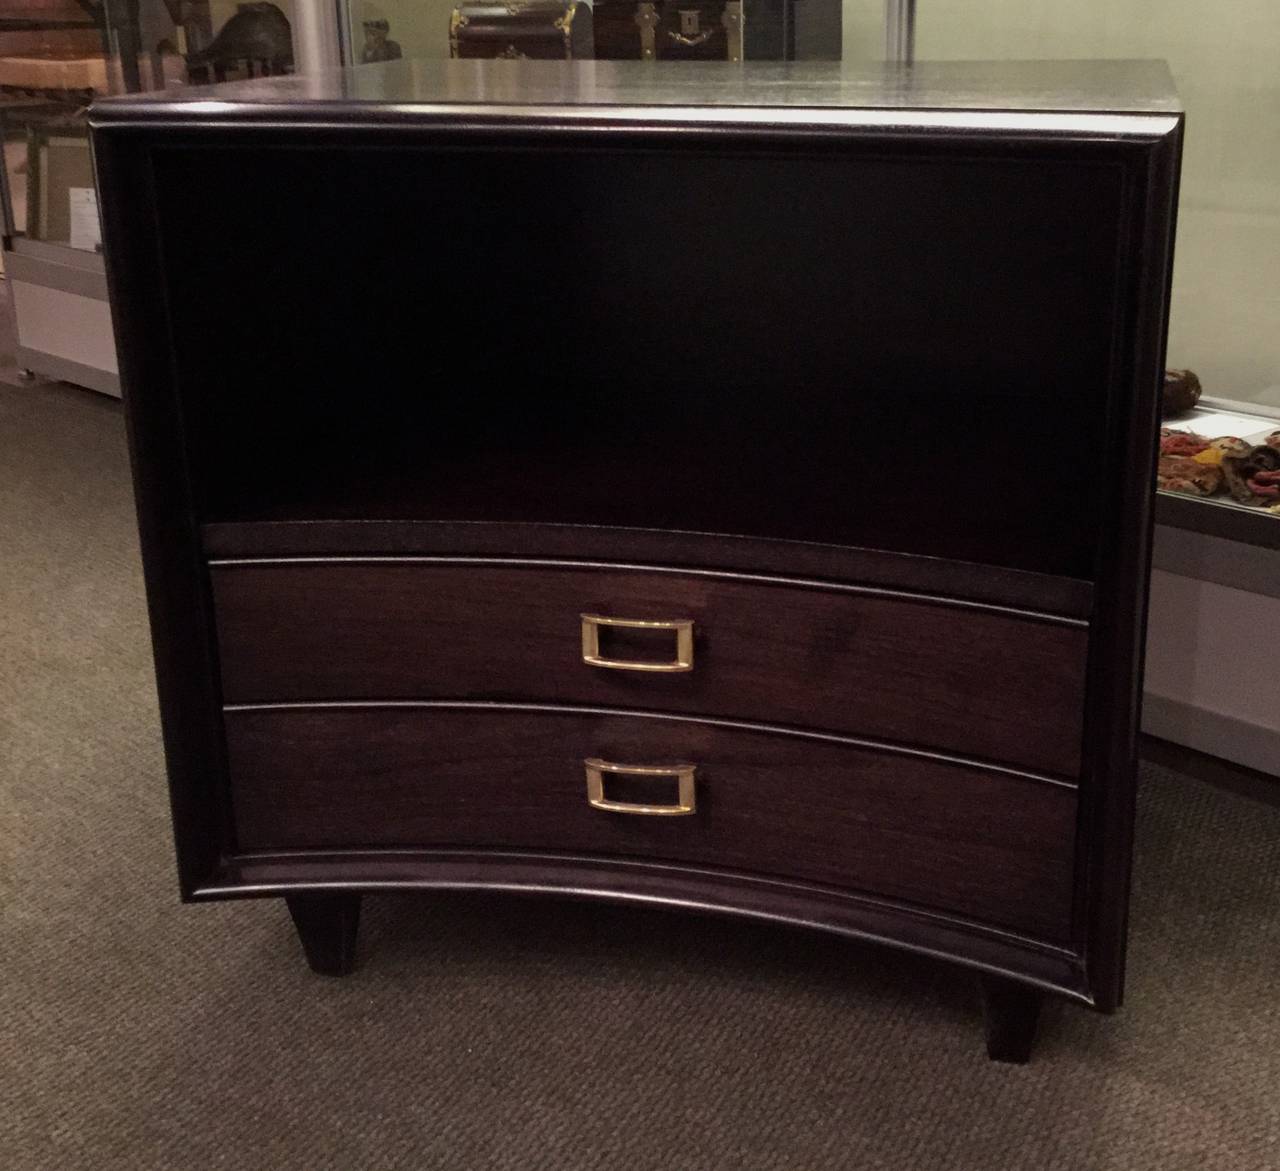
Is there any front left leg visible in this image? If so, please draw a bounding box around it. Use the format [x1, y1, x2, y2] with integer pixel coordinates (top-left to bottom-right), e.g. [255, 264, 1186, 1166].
[285, 893, 362, 976]
[978, 973, 1041, 1063]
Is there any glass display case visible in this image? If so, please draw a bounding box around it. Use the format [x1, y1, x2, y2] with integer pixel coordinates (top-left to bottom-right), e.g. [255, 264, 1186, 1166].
[0, 0, 296, 395]
[0, 2, 115, 393]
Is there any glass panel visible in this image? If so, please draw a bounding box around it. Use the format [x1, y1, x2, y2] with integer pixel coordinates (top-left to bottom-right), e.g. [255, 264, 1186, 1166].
[8, 109, 95, 248]
[916, 0, 1280, 520]
[1, 2, 105, 247]
[1, 0, 298, 250]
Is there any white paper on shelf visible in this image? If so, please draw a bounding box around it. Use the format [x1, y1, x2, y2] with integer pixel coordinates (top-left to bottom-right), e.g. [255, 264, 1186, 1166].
[1167, 407, 1278, 446]
[68, 187, 102, 252]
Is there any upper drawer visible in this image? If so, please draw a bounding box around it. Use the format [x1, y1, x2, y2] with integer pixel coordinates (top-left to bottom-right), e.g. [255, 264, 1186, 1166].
[210, 560, 1088, 777]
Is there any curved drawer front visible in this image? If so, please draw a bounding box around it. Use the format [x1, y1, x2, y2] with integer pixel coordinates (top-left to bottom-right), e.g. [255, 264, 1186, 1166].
[224, 707, 1078, 943]
[211, 562, 1088, 777]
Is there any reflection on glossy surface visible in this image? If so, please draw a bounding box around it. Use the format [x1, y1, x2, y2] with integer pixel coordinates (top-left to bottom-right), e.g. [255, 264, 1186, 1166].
[90, 56, 1183, 113]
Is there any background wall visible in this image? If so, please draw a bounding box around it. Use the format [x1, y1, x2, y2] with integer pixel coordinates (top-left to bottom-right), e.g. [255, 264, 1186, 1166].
[840, 0, 883, 62]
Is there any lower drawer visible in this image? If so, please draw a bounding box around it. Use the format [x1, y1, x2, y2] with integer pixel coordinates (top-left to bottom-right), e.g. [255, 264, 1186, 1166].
[224, 707, 1078, 942]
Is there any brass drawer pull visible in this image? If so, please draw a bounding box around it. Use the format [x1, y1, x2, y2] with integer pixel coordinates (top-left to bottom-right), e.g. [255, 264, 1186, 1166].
[585, 759, 697, 816]
[580, 614, 694, 672]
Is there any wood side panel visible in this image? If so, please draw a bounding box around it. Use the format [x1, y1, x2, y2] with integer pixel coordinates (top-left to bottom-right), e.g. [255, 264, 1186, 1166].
[212, 562, 1088, 777]
[1075, 127, 1184, 1011]
[94, 126, 233, 895]
[224, 707, 1078, 942]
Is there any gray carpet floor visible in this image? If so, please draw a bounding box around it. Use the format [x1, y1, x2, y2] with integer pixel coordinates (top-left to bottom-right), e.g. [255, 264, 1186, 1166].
[3, 376, 1279, 1171]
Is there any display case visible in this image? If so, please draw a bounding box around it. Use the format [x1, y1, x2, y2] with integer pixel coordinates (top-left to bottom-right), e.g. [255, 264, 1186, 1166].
[1155, 397, 1280, 538]
[2, 3, 116, 393]
[0, 56, 117, 392]
[0, 0, 296, 395]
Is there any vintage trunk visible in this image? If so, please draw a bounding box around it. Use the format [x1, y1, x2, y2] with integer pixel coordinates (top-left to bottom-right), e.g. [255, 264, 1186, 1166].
[594, 1, 744, 61]
[450, 0, 594, 59]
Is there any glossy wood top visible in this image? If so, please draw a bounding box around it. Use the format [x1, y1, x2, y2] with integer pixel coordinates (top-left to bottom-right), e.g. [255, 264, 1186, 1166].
[89, 58, 1181, 126]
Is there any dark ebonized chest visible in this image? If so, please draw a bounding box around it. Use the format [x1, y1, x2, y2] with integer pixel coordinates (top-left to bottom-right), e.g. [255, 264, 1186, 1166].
[92, 59, 1182, 1061]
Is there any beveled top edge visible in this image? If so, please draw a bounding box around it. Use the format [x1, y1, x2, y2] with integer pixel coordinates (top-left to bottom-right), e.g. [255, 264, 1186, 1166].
[90, 59, 1182, 127]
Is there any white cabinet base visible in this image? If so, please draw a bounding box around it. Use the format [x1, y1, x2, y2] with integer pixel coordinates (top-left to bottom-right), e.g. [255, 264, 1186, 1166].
[1144, 532, 1280, 776]
[4, 243, 119, 398]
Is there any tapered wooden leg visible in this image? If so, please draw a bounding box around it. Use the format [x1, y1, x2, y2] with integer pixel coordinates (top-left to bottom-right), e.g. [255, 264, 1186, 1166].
[979, 974, 1041, 1063]
[285, 893, 362, 976]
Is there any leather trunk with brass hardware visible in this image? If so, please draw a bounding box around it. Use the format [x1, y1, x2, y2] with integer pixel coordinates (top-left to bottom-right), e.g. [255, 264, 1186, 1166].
[450, 0, 594, 59]
[594, 1, 743, 62]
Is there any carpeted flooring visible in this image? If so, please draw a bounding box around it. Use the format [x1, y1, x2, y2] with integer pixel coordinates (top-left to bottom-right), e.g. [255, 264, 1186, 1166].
[2, 376, 1279, 1171]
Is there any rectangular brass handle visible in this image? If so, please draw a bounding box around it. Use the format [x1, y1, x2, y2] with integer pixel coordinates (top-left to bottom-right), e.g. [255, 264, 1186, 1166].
[581, 614, 694, 672]
[585, 759, 697, 816]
